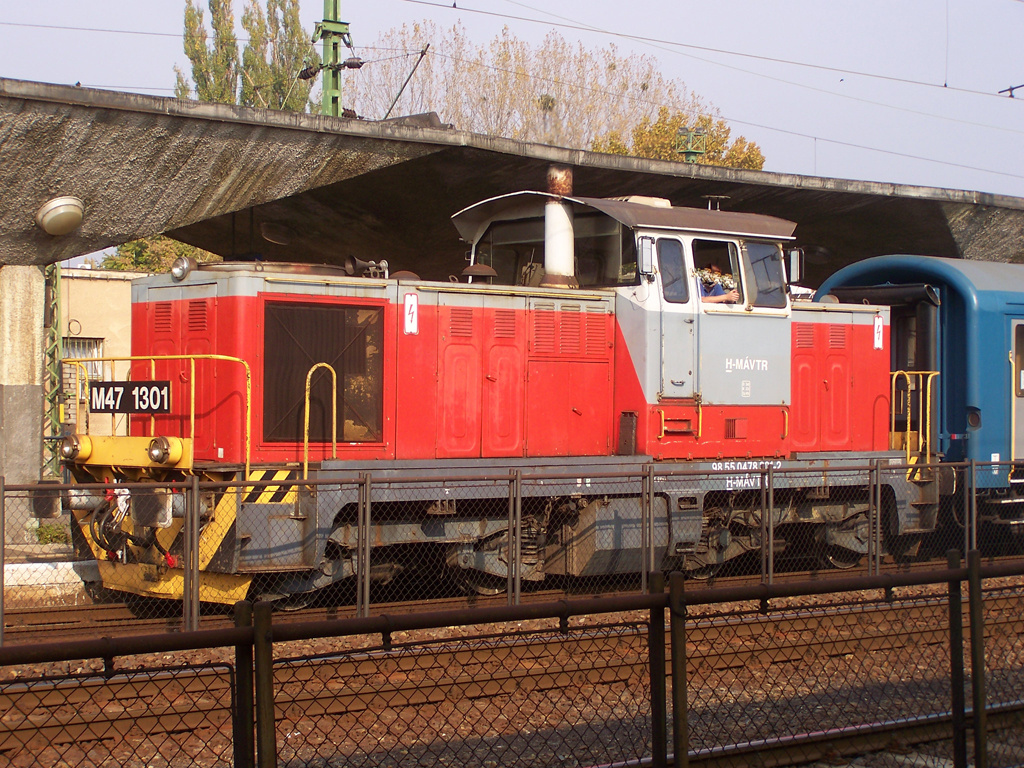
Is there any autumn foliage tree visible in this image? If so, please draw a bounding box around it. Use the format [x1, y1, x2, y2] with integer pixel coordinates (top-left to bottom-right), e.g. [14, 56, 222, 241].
[344, 21, 763, 168]
[108, 0, 319, 271]
[592, 107, 765, 169]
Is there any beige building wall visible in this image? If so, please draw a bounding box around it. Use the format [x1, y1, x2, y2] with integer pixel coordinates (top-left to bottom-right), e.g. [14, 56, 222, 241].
[61, 268, 147, 436]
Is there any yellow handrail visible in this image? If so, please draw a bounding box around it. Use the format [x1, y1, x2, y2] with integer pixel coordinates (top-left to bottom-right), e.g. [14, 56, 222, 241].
[64, 354, 253, 480]
[890, 369, 940, 466]
[655, 394, 703, 441]
[303, 363, 339, 480]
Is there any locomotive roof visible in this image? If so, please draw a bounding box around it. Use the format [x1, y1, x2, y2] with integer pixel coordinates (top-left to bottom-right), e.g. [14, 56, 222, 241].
[451, 191, 798, 244]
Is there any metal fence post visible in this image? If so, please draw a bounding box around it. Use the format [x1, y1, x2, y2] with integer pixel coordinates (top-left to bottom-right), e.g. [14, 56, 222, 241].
[669, 571, 689, 768]
[869, 461, 880, 577]
[641, 466, 650, 595]
[766, 466, 775, 585]
[648, 572, 667, 768]
[506, 470, 515, 605]
[191, 476, 201, 628]
[759, 470, 768, 585]
[946, 550, 967, 768]
[234, 600, 256, 768]
[966, 549, 987, 768]
[183, 476, 200, 631]
[357, 473, 371, 619]
[183, 492, 191, 630]
[967, 461, 977, 554]
[253, 601, 277, 768]
[513, 469, 522, 605]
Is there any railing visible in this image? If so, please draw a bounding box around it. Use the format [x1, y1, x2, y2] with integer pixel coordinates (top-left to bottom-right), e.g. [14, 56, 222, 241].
[0, 556, 1019, 768]
[64, 354, 253, 479]
[302, 363, 338, 480]
[891, 369, 940, 466]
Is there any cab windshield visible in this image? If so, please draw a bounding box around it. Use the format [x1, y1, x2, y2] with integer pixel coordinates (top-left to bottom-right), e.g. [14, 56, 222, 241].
[475, 214, 638, 288]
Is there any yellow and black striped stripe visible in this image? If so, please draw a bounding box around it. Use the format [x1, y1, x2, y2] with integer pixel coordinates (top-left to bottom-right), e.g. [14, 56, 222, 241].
[242, 469, 299, 505]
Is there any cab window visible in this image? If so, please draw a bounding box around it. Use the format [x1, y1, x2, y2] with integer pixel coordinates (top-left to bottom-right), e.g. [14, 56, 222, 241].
[476, 214, 638, 288]
[744, 241, 788, 308]
[657, 239, 689, 303]
[692, 239, 741, 303]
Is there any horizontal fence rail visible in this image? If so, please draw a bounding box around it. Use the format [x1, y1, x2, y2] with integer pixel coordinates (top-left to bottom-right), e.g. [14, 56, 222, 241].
[0, 558, 1020, 767]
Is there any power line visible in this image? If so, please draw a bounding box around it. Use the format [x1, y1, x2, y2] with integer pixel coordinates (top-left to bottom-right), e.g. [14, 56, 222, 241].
[473, 0, 1024, 141]
[0, 20, 183, 39]
[419, 48, 1024, 181]
[2, 13, 1021, 182]
[400, 0, 1021, 103]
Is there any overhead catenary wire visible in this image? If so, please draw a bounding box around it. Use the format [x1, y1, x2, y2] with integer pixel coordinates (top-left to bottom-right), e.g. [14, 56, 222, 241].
[397, 0, 1024, 103]
[414, 47, 1024, 181]
[1, 11, 1022, 183]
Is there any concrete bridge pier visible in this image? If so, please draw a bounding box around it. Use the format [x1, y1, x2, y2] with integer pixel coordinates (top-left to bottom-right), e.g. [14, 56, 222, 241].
[0, 265, 45, 543]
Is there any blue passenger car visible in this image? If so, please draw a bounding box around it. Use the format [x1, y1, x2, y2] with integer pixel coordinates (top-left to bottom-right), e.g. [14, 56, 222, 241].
[818, 255, 1024, 525]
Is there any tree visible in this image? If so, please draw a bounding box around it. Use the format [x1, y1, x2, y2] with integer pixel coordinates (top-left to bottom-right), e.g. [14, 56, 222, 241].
[174, 0, 320, 112]
[113, 1, 320, 272]
[592, 107, 765, 170]
[343, 21, 763, 168]
[102, 236, 218, 273]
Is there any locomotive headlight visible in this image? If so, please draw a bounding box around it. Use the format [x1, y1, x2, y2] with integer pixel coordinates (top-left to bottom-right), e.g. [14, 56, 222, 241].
[60, 434, 92, 461]
[170, 256, 197, 281]
[148, 436, 184, 465]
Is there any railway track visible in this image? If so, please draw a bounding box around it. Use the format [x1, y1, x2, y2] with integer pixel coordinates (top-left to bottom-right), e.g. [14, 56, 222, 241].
[0, 557, 1010, 642]
[1, 590, 1021, 767]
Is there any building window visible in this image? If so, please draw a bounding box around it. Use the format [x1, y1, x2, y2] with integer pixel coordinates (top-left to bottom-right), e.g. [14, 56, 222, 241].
[62, 337, 104, 429]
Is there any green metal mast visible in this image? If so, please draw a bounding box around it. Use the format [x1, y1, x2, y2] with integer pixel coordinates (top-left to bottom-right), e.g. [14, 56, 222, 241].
[677, 126, 707, 164]
[314, 0, 352, 117]
[42, 263, 63, 479]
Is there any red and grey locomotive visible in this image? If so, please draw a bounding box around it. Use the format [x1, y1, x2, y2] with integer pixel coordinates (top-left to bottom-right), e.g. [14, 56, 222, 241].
[60, 178, 942, 604]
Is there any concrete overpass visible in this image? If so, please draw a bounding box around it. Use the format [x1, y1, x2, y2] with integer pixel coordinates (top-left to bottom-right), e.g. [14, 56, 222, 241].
[1, 76, 1023, 489]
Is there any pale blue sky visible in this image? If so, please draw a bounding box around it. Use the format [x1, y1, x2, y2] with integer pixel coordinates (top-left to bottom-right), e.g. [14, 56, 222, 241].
[2, 0, 1022, 198]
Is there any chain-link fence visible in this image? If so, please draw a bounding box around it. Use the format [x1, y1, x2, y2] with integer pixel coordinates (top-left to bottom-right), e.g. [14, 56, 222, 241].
[273, 622, 653, 767]
[3, 461, 1024, 633]
[0, 557, 1020, 768]
[0, 663, 237, 767]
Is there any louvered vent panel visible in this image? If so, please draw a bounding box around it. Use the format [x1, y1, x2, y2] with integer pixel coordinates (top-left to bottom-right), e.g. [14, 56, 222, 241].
[450, 307, 474, 337]
[829, 325, 847, 349]
[494, 309, 516, 339]
[154, 303, 172, 333]
[533, 302, 556, 354]
[560, 304, 581, 354]
[188, 300, 208, 332]
[795, 324, 815, 348]
[585, 309, 607, 356]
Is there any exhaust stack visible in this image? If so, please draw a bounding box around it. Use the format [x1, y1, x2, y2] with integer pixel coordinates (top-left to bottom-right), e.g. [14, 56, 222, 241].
[541, 166, 578, 288]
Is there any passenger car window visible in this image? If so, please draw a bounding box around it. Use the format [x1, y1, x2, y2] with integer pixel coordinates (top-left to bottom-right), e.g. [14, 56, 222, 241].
[657, 239, 689, 303]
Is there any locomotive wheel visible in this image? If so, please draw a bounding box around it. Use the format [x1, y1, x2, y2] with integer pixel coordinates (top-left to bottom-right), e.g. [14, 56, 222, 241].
[820, 545, 862, 570]
[685, 553, 723, 580]
[461, 572, 507, 596]
[687, 562, 723, 580]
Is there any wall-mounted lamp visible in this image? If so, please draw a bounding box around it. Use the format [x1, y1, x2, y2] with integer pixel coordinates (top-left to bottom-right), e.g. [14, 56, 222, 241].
[35, 196, 84, 236]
